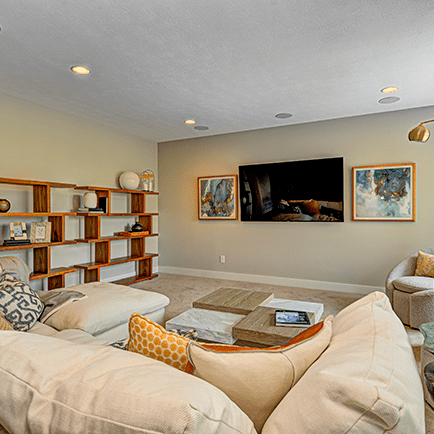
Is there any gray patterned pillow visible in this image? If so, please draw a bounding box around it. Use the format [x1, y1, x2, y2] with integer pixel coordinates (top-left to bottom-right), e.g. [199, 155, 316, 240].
[0, 274, 43, 331]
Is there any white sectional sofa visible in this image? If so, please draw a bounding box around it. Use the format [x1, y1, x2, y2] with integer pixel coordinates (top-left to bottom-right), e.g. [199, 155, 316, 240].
[0, 291, 425, 434]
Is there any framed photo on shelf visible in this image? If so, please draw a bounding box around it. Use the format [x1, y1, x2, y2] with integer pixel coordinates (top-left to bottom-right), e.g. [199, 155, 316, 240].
[30, 222, 51, 243]
[9, 222, 27, 240]
[352, 163, 415, 221]
[198, 175, 238, 220]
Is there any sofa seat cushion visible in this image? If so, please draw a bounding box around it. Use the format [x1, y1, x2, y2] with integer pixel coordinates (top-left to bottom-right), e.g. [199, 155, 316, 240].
[392, 275, 434, 293]
[187, 316, 334, 432]
[262, 292, 424, 434]
[0, 331, 256, 434]
[43, 282, 169, 336]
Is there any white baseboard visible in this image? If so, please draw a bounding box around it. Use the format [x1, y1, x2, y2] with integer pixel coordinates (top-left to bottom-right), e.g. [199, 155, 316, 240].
[158, 266, 384, 295]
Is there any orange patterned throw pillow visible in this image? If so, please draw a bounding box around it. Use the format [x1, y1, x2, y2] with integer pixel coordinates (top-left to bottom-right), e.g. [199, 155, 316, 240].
[414, 251, 434, 278]
[127, 313, 190, 370]
[0, 314, 14, 331]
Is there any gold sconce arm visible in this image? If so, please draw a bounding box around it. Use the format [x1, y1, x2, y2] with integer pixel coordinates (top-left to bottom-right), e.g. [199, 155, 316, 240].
[408, 119, 434, 142]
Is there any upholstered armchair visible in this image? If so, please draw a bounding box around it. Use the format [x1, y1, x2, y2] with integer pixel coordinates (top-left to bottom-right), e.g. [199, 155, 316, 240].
[386, 247, 434, 329]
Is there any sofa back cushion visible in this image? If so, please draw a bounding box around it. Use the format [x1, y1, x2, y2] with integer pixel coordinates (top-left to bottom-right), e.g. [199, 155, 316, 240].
[262, 292, 425, 434]
[187, 315, 333, 432]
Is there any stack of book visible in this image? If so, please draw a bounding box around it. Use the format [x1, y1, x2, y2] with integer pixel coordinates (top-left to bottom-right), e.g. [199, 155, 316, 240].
[77, 207, 105, 213]
[3, 239, 32, 246]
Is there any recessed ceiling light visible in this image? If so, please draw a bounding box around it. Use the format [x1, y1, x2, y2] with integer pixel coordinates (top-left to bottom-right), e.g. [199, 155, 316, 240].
[275, 113, 293, 119]
[184, 119, 196, 125]
[378, 96, 400, 104]
[194, 126, 209, 130]
[381, 86, 398, 93]
[71, 65, 91, 75]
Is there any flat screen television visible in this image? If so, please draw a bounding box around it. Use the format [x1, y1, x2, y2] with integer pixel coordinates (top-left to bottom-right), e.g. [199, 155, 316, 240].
[239, 157, 344, 222]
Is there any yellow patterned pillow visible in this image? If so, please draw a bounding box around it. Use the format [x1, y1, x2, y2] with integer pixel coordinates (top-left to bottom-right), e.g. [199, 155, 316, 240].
[0, 314, 14, 331]
[414, 251, 434, 277]
[127, 313, 190, 370]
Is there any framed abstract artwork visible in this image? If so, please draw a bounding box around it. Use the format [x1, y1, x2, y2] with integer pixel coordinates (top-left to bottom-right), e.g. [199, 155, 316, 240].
[352, 163, 415, 221]
[198, 175, 238, 220]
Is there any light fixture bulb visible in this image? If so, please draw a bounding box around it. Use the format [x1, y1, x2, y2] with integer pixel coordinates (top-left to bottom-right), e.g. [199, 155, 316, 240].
[408, 124, 430, 142]
[381, 86, 398, 93]
[184, 119, 196, 125]
[71, 65, 91, 75]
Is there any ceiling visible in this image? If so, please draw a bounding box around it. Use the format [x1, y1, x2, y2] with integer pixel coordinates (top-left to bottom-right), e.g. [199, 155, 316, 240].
[1, 0, 434, 143]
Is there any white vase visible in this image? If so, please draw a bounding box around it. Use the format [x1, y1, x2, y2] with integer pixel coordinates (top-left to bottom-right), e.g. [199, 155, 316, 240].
[83, 192, 98, 208]
[119, 171, 140, 190]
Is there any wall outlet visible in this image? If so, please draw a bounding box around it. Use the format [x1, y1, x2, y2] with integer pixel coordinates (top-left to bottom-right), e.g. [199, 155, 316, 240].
[219, 255, 225, 263]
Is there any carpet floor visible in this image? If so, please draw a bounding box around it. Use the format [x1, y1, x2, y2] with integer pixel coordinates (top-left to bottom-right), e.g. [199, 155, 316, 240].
[132, 272, 432, 433]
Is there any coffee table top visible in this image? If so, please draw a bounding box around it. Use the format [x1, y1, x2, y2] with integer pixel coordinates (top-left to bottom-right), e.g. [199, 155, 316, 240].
[193, 287, 274, 315]
[233, 306, 315, 346]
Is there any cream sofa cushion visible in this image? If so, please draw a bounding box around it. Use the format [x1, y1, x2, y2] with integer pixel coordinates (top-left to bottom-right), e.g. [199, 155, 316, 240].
[187, 315, 333, 432]
[262, 292, 425, 434]
[0, 331, 256, 434]
[43, 282, 169, 335]
[392, 275, 433, 293]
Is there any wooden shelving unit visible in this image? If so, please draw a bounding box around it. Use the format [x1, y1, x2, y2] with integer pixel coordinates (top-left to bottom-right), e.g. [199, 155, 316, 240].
[0, 177, 78, 289]
[74, 185, 159, 285]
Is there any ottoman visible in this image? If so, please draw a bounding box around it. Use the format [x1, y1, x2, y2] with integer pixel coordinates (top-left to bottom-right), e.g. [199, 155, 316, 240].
[39, 282, 170, 342]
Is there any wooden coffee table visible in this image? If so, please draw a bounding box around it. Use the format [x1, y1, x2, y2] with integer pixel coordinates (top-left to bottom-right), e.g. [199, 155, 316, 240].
[232, 306, 315, 346]
[193, 287, 274, 315]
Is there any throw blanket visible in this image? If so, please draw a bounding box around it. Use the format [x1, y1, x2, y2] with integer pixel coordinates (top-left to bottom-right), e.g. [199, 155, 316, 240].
[38, 290, 88, 322]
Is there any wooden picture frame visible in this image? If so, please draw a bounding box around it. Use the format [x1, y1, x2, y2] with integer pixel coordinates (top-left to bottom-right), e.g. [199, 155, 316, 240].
[198, 175, 238, 220]
[9, 222, 27, 240]
[30, 222, 51, 243]
[352, 163, 415, 221]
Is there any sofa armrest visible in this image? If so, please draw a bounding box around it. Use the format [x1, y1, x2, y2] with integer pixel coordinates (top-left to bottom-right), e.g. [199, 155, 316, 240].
[385, 253, 418, 292]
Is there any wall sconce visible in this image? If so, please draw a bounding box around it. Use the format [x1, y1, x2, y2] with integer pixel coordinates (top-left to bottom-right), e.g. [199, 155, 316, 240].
[408, 119, 434, 142]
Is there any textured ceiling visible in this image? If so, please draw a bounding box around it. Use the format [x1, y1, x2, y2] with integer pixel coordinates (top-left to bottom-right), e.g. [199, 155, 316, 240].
[1, 0, 434, 143]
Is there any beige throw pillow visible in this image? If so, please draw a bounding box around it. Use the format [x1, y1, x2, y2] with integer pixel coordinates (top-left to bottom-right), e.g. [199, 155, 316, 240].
[414, 251, 434, 277]
[187, 315, 333, 432]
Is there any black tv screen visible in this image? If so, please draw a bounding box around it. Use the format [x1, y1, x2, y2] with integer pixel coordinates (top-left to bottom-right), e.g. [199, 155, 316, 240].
[239, 157, 344, 222]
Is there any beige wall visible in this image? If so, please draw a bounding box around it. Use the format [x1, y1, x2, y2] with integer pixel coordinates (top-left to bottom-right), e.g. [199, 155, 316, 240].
[0, 93, 158, 288]
[158, 105, 434, 292]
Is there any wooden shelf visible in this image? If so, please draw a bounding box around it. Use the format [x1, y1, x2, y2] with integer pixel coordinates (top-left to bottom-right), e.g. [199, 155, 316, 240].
[0, 177, 159, 289]
[0, 240, 77, 251]
[111, 274, 159, 285]
[0, 177, 75, 188]
[75, 233, 158, 243]
[76, 186, 158, 195]
[75, 253, 158, 270]
[29, 267, 77, 281]
[0, 212, 77, 217]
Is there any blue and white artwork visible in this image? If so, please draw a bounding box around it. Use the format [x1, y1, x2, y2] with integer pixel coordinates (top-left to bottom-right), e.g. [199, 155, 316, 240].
[198, 175, 237, 219]
[353, 164, 415, 221]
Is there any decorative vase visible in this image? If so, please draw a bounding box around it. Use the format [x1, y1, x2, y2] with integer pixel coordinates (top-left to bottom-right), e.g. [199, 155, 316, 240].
[140, 170, 155, 192]
[0, 199, 10, 213]
[83, 192, 98, 209]
[119, 171, 140, 190]
[131, 222, 143, 232]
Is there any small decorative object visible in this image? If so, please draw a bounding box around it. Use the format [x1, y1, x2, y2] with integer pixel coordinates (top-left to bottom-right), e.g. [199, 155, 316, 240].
[115, 230, 150, 237]
[352, 163, 415, 221]
[0, 199, 10, 213]
[9, 222, 27, 240]
[131, 222, 144, 232]
[198, 175, 238, 220]
[119, 171, 140, 190]
[141, 170, 155, 191]
[30, 222, 51, 243]
[83, 192, 98, 209]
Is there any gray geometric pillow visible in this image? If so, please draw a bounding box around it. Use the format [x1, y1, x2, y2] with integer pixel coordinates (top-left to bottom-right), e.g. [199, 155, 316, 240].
[0, 274, 43, 331]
